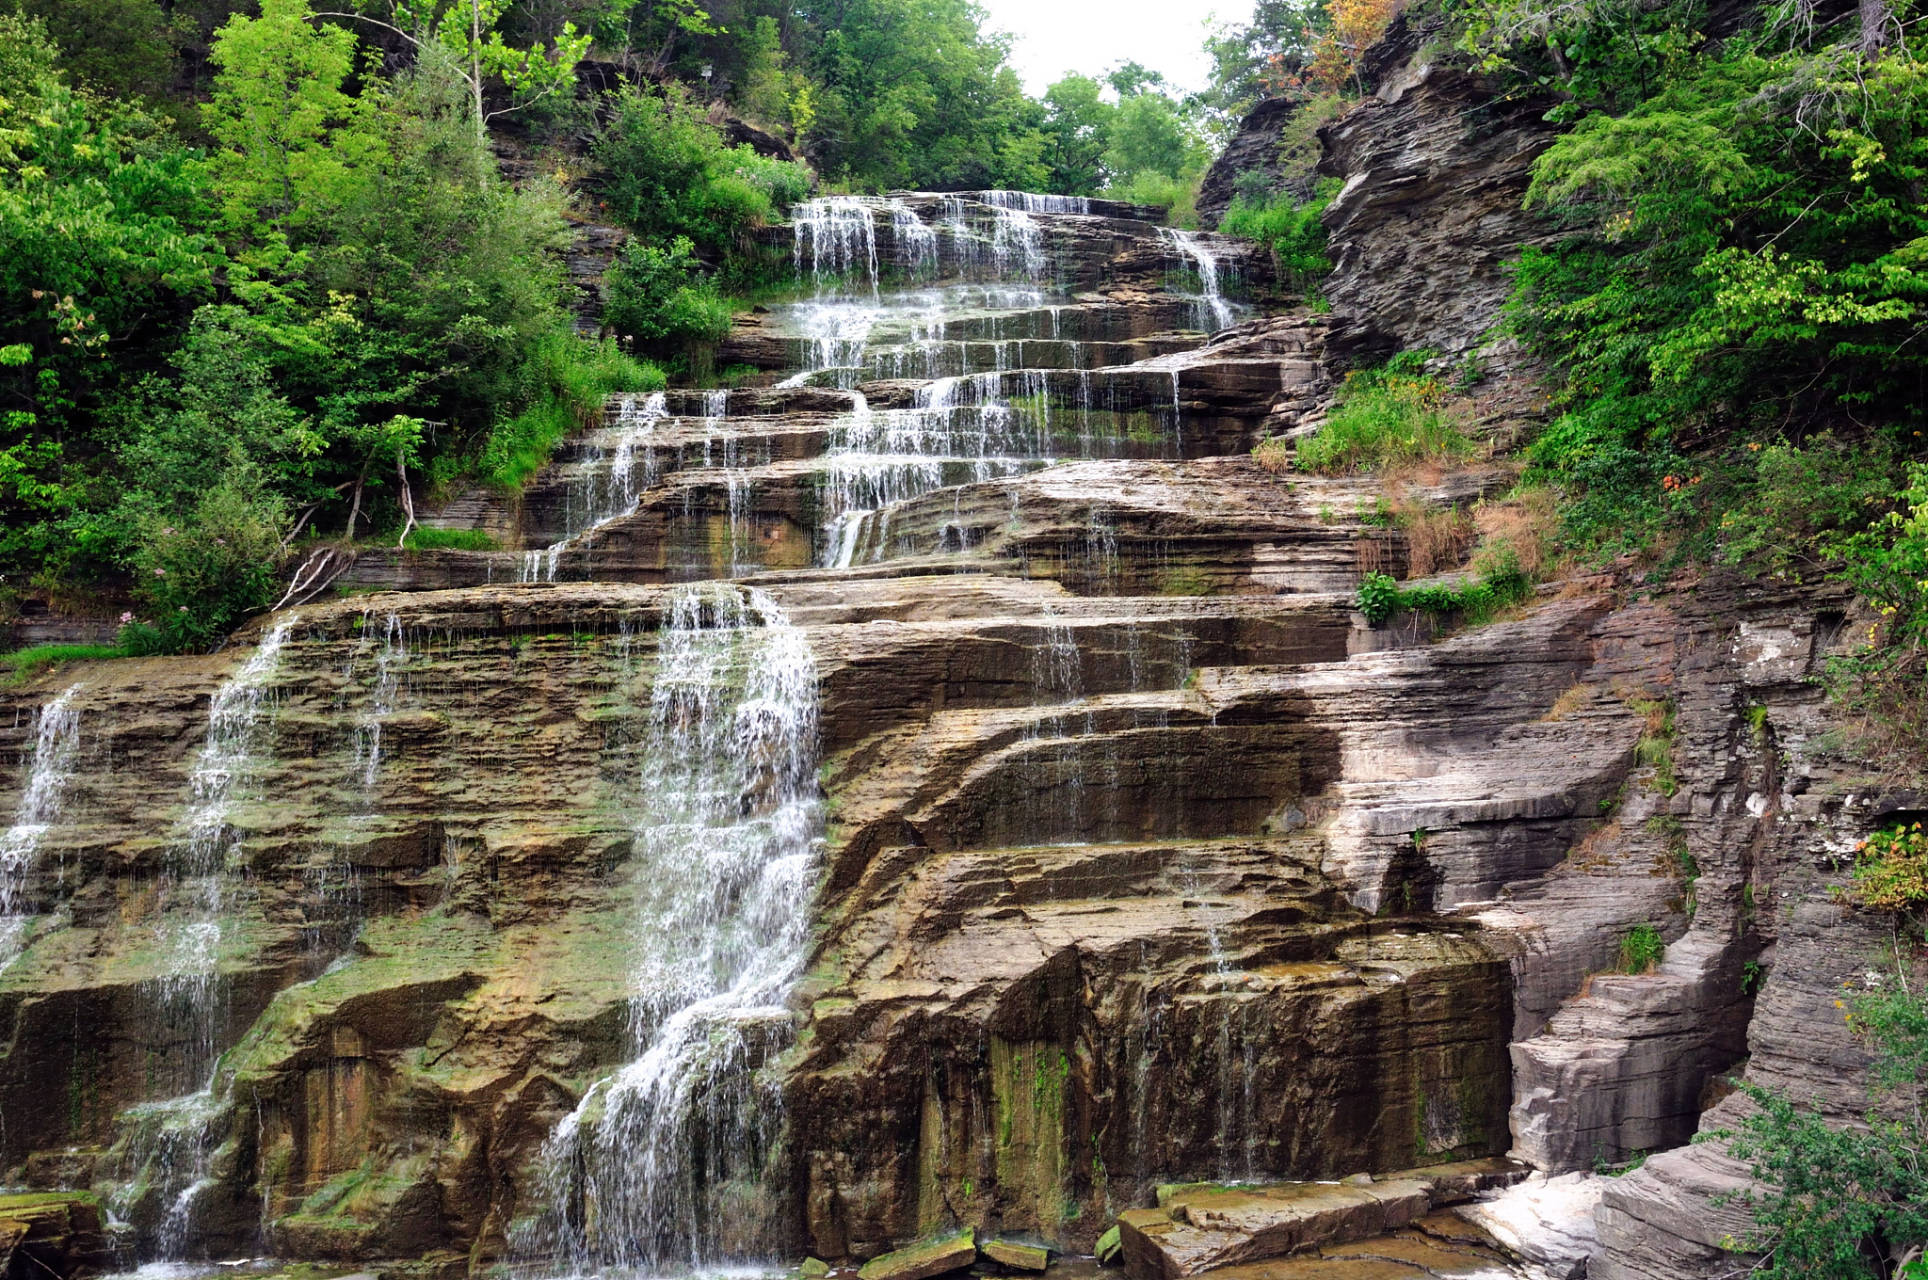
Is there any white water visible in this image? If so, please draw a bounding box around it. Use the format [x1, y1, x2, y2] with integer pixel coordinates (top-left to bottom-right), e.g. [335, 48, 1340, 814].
[982, 190, 1091, 215]
[793, 196, 881, 294]
[523, 391, 670, 582]
[1160, 227, 1241, 331]
[0, 684, 82, 969]
[353, 613, 406, 789]
[162, 619, 295, 1023]
[529, 584, 822, 1271]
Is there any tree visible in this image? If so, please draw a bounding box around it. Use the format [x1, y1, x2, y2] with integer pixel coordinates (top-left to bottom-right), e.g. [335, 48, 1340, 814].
[1041, 75, 1113, 195]
[314, 0, 590, 144]
[204, 0, 372, 245]
[1104, 91, 1204, 185]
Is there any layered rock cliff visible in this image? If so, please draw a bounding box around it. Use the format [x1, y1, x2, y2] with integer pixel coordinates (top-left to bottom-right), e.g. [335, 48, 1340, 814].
[0, 48, 1913, 1280]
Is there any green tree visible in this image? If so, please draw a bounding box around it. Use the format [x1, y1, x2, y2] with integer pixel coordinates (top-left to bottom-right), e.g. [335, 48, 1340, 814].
[1041, 75, 1113, 195]
[0, 15, 218, 578]
[1104, 91, 1205, 184]
[204, 0, 373, 249]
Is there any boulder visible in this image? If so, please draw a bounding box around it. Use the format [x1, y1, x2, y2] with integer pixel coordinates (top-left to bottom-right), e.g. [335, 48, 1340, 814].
[1114, 1160, 1527, 1279]
[0, 1193, 116, 1280]
[858, 1230, 979, 1280]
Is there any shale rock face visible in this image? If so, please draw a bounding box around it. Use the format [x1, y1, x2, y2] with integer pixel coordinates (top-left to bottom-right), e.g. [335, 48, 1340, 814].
[1196, 97, 1315, 230]
[1315, 15, 1560, 369]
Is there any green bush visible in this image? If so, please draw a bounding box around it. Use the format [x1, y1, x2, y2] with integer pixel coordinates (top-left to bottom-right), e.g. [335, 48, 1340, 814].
[1617, 923, 1665, 974]
[1356, 559, 1532, 628]
[482, 330, 663, 489]
[594, 84, 813, 255]
[1724, 981, 1928, 1279]
[129, 472, 288, 652]
[1851, 823, 1928, 915]
[1219, 178, 1341, 297]
[604, 237, 735, 346]
[1297, 353, 1475, 475]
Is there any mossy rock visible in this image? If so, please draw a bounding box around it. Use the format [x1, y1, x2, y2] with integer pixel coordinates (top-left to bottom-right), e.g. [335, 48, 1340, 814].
[857, 1228, 977, 1280]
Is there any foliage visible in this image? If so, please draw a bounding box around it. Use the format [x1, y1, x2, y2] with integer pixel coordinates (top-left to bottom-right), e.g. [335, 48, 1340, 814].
[1202, 0, 1326, 118]
[1297, 353, 1475, 474]
[0, 15, 220, 576]
[1354, 553, 1533, 626]
[1854, 823, 1928, 915]
[1723, 977, 1928, 1279]
[482, 331, 663, 488]
[592, 83, 810, 255]
[1219, 178, 1341, 295]
[1304, 0, 1401, 92]
[603, 236, 734, 346]
[1617, 923, 1665, 974]
[404, 526, 498, 550]
[1357, 572, 1402, 624]
[1628, 696, 1678, 796]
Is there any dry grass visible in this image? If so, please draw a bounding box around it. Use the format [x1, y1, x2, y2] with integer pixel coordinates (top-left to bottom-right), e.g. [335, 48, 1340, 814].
[1253, 437, 1293, 475]
[1542, 683, 1592, 721]
[1472, 483, 1560, 581]
[1400, 501, 1476, 577]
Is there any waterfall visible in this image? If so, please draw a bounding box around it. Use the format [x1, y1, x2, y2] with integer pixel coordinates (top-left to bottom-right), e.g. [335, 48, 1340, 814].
[354, 613, 406, 790]
[0, 684, 82, 970]
[527, 584, 822, 1271]
[982, 190, 1091, 216]
[524, 391, 669, 582]
[107, 620, 294, 1259]
[163, 617, 295, 1030]
[793, 196, 880, 294]
[889, 200, 940, 277]
[989, 203, 1047, 281]
[1159, 228, 1239, 331]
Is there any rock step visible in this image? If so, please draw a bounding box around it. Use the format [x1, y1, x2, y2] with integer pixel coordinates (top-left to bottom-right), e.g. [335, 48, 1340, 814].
[1116, 1159, 1530, 1279]
[0, 1192, 121, 1280]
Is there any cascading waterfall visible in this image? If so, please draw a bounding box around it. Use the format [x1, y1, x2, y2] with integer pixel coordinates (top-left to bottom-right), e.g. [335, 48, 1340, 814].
[1159, 227, 1240, 332]
[0, 684, 83, 970]
[524, 391, 670, 582]
[111, 619, 295, 1259]
[526, 583, 822, 1271]
[982, 190, 1091, 215]
[164, 619, 296, 1024]
[793, 196, 881, 293]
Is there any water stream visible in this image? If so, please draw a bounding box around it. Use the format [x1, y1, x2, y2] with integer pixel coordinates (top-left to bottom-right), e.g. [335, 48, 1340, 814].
[527, 584, 822, 1271]
[0, 684, 83, 969]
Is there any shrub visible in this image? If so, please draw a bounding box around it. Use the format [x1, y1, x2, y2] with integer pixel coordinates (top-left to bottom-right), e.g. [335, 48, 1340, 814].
[604, 237, 735, 346]
[129, 472, 288, 652]
[483, 330, 663, 489]
[1617, 923, 1665, 974]
[1724, 980, 1928, 1279]
[1219, 177, 1341, 296]
[1629, 696, 1679, 797]
[1297, 353, 1474, 475]
[1852, 823, 1928, 914]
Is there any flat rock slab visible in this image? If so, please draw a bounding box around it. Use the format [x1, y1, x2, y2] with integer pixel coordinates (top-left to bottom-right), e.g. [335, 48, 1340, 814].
[982, 1240, 1051, 1271]
[1118, 1159, 1528, 1280]
[859, 1230, 979, 1280]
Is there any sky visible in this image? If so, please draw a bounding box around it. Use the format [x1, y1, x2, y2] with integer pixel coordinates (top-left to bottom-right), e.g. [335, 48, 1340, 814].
[973, 0, 1256, 97]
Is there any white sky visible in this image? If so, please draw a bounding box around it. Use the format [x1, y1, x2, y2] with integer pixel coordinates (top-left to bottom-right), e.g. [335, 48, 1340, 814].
[975, 0, 1256, 97]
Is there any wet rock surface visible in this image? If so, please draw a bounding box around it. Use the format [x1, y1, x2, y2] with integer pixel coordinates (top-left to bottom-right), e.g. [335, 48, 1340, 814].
[0, 174, 1908, 1280]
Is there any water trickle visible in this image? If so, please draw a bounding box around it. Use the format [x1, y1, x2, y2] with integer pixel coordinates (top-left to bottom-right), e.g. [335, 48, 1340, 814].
[982, 190, 1091, 216]
[353, 613, 406, 789]
[527, 584, 822, 1271]
[162, 618, 296, 1044]
[889, 200, 941, 277]
[989, 204, 1047, 281]
[0, 684, 82, 969]
[1159, 228, 1240, 332]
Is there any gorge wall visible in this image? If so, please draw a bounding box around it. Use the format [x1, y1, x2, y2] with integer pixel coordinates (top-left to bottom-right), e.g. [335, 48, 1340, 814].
[0, 28, 1910, 1280]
